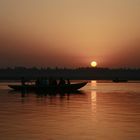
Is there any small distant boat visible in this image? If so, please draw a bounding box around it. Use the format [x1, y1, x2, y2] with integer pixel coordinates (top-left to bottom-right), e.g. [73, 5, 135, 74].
[112, 79, 128, 83]
[8, 82, 87, 92]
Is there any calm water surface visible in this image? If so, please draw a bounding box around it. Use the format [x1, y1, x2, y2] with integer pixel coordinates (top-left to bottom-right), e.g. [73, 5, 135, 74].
[0, 81, 140, 140]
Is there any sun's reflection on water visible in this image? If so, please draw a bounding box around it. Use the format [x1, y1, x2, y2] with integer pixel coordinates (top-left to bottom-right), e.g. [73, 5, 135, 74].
[91, 91, 97, 113]
[91, 80, 97, 88]
[91, 81, 97, 114]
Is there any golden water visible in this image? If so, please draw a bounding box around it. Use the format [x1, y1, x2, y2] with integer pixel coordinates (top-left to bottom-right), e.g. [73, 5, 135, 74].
[0, 81, 140, 140]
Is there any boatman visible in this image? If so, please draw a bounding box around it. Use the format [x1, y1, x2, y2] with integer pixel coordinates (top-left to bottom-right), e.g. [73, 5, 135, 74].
[58, 78, 65, 86]
[67, 79, 70, 85]
[21, 77, 26, 86]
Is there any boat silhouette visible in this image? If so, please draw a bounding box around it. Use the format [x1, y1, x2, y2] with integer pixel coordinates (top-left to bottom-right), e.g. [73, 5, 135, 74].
[8, 82, 87, 92]
[112, 78, 128, 83]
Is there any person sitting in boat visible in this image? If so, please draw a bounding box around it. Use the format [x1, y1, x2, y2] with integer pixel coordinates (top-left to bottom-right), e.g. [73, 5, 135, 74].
[58, 78, 65, 86]
[48, 77, 57, 86]
[41, 78, 48, 86]
[52, 79, 57, 86]
[35, 78, 47, 87]
[48, 77, 53, 86]
[44, 78, 49, 86]
[35, 78, 41, 87]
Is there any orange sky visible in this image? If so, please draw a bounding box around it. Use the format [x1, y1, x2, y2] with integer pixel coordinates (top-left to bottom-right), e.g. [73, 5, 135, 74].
[0, 0, 140, 68]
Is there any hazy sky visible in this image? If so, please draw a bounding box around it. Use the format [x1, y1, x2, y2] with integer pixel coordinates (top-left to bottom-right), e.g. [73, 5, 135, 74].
[0, 0, 140, 68]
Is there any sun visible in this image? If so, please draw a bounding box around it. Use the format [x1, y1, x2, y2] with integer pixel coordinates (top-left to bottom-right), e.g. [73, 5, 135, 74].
[90, 61, 97, 67]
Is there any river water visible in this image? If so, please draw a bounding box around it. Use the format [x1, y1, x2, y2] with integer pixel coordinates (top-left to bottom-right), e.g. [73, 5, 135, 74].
[0, 81, 140, 140]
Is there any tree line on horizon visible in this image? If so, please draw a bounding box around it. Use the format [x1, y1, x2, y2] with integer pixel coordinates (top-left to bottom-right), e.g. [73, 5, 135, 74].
[0, 66, 140, 70]
[0, 66, 140, 80]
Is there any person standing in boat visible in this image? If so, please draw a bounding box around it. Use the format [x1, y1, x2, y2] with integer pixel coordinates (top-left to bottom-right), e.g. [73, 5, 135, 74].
[58, 78, 65, 86]
[21, 77, 26, 86]
[67, 79, 70, 85]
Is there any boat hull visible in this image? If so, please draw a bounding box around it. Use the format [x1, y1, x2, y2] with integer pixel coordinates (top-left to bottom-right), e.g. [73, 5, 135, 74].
[8, 82, 87, 92]
[112, 79, 128, 83]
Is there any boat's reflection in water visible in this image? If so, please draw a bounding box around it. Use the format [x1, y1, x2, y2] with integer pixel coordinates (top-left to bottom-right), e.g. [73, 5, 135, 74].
[10, 89, 86, 102]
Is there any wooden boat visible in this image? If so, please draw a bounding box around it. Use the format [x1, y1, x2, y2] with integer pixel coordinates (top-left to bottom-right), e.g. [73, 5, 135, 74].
[112, 79, 128, 83]
[8, 82, 87, 92]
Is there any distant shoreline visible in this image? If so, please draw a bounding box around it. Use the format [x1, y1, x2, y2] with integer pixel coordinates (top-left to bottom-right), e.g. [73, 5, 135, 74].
[0, 67, 140, 81]
[0, 79, 140, 84]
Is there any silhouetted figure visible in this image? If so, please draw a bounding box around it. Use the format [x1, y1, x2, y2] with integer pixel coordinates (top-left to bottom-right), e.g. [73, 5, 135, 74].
[52, 79, 57, 86]
[49, 77, 53, 86]
[35, 79, 40, 87]
[35, 78, 49, 87]
[67, 79, 70, 85]
[58, 78, 65, 86]
[41, 77, 48, 86]
[21, 77, 26, 86]
[44, 78, 49, 86]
